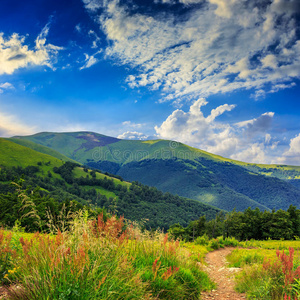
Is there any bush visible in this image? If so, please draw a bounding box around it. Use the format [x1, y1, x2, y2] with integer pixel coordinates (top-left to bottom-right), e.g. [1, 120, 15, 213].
[209, 238, 222, 250]
[194, 234, 209, 246]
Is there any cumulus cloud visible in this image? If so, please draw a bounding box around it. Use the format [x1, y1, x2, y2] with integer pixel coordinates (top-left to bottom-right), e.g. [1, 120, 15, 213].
[235, 112, 274, 138]
[0, 22, 63, 75]
[118, 131, 148, 140]
[83, 0, 300, 103]
[155, 98, 239, 157]
[231, 143, 267, 164]
[154, 98, 283, 163]
[0, 110, 36, 137]
[281, 133, 300, 165]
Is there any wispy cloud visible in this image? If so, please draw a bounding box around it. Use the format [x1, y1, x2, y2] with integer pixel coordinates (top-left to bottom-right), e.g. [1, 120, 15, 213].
[80, 51, 102, 70]
[122, 120, 144, 128]
[0, 82, 14, 93]
[0, 22, 63, 75]
[88, 30, 101, 49]
[83, 0, 300, 103]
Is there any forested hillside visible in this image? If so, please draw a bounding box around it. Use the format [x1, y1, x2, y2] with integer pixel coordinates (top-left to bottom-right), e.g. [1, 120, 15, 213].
[12, 131, 300, 212]
[0, 139, 220, 231]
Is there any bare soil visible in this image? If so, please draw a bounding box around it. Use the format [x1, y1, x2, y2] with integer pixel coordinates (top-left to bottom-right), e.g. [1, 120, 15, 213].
[201, 247, 247, 300]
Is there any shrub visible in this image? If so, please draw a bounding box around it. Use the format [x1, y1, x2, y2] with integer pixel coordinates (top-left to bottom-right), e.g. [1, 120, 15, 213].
[209, 238, 222, 250]
[194, 234, 209, 246]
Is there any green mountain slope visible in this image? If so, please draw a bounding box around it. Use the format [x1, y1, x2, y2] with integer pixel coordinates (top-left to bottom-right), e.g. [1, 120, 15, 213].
[0, 137, 221, 229]
[8, 138, 78, 163]
[0, 138, 64, 168]
[12, 131, 300, 211]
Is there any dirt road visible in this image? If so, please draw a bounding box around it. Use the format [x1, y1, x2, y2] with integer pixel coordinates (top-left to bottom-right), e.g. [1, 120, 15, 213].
[201, 247, 246, 300]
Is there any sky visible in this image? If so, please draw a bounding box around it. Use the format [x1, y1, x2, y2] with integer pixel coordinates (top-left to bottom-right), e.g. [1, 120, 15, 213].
[0, 0, 300, 165]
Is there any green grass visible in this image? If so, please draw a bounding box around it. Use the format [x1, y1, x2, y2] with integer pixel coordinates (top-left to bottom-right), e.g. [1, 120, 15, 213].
[73, 167, 130, 188]
[8, 138, 78, 163]
[0, 138, 64, 169]
[84, 185, 117, 199]
[11, 131, 300, 212]
[0, 214, 214, 299]
[228, 240, 300, 299]
[239, 239, 300, 250]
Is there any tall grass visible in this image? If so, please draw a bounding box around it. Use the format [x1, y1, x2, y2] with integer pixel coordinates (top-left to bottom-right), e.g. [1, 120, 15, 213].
[1, 212, 213, 299]
[234, 247, 300, 299]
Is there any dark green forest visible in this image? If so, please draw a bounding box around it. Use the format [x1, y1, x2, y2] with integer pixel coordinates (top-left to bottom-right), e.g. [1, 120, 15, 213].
[116, 158, 300, 211]
[169, 206, 300, 242]
[0, 162, 220, 231]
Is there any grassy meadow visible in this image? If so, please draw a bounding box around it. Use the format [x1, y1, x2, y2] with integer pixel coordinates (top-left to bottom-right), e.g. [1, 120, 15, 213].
[3, 216, 300, 299]
[226, 240, 300, 300]
[0, 212, 214, 300]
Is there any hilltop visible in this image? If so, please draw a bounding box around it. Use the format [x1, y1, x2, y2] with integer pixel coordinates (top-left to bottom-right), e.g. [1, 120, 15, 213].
[11, 132, 300, 212]
[0, 138, 220, 229]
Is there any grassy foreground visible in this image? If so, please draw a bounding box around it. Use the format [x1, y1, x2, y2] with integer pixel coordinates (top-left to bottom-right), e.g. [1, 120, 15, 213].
[227, 240, 300, 300]
[0, 213, 214, 300]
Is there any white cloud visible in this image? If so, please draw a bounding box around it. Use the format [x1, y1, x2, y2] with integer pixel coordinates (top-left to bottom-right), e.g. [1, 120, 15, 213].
[154, 98, 285, 163]
[231, 143, 267, 164]
[118, 131, 148, 140]
[208, 0, 238, 19]
[88, 30, 101, 49]
[281, 133, 300, 165]
[0, 110, 36, 137]
[235, 112, 274, 138]
[155, 98, 238, 157]
[122, 121, 144, 128]
[261, 54, 278, 69]
[75, 24, 82, 33]
[0, 23, 63, 75]
[80, 51, 102, 70]
[83, 0, 300, 103]
[0, 82, 14, 93]
[82, 0, 103, 11]
[265, 133, 271, 144]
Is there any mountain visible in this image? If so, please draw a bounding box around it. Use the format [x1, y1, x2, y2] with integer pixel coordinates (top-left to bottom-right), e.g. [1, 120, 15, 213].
[12, 132, 300, 212]
[8, 138, 79, 163]
[0, 138, 220, 229]
[0, 138, 65, 168]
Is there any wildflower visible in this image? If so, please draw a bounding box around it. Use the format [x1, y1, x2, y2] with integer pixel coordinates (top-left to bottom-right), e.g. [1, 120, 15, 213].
[162, 266, 180, 280]
[152, 258, 161, 280]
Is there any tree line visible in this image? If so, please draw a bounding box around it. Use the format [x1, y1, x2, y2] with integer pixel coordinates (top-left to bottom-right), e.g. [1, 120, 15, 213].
[169, 206, 300, 241]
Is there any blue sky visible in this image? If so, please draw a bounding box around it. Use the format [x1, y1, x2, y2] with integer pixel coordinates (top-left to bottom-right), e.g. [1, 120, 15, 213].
[0, 0, 300, 165]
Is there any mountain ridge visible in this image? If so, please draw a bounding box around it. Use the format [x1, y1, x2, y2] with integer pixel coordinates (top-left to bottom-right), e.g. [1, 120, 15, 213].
[0, 137, 221, 229]
[10, 131, 300, 212]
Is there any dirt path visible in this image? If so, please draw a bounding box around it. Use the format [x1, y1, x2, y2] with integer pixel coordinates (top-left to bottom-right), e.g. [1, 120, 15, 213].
[201, 247, 246, 300]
